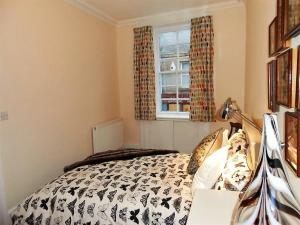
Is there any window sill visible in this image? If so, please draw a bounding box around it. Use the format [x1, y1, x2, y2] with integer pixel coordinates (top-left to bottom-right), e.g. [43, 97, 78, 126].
[156, 114, 190, 121]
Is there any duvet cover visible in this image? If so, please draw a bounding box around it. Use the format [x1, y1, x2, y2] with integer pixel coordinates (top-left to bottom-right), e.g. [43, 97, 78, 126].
[11, 153, 193, 225]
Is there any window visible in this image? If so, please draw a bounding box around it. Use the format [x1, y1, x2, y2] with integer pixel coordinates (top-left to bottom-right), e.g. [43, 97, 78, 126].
[154, 25, 191, 119]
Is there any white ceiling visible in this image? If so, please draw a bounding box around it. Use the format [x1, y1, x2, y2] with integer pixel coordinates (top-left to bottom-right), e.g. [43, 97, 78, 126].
[77, 0, 236, 21]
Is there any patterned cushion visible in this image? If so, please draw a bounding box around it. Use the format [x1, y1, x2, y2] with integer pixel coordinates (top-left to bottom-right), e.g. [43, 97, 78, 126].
[227, 129, 249, 153]
[213, 149, 252, 192]
[187, 128, 225, 175]
[229, 122, 242, 138]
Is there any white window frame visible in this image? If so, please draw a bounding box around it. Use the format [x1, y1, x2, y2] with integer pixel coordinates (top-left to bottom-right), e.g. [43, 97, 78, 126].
[154, 24, 191, 119]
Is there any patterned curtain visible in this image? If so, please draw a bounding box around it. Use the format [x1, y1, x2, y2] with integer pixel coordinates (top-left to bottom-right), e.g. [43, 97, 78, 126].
[133, 26, 156, 120]
[189, 16, 216, 122]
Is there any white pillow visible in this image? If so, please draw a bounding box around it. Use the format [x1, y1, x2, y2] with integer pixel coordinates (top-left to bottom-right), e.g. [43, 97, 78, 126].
[192, 145, 229, 195]
[222, 129, 229, 146]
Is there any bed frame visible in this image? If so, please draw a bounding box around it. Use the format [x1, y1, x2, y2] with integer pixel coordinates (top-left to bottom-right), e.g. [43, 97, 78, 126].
[242, 118, 262, 170]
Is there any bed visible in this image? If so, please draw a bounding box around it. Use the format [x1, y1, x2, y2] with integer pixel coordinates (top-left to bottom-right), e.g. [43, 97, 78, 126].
[11, 151, 193, 225]
[10, 119, 258, 225]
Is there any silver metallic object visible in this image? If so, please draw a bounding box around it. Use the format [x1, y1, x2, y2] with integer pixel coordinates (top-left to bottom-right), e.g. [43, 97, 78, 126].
[231, 114, 300, 225]
[219, 98, 262, 134]
[218, 98, 286, 149]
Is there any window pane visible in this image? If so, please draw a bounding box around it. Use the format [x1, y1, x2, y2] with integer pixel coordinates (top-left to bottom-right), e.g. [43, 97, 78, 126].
[160, 45, 177, 58]
[161, 102, 169, 112]
[160, 60, 177, 72]
[179, 99, 190, 112]
[180, 61, 189, 72]
[178, 86, 190, 98]
[162, 86, 176, 98]
[178, 30, 190, 44]
[181, 73, 190, 88]
[179, 44, 190, 57]
[162, 101, 177, 112]
[161, 73, 177, 85]
[156, 28, 191, 115]
[159, 32, 176, 46]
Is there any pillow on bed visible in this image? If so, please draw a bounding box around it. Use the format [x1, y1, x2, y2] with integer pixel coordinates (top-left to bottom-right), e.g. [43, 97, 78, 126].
[187, 128, 226, 175]
[191, 145, 230, 194]
[229, 122, 243, 138]
[213, 148, 252, 192]
[227, 129, 249, 153]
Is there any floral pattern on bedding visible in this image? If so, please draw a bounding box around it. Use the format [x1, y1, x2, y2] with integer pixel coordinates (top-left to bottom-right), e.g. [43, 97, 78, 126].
[11, 153, 193, 225]
[213, 149, 252, 192]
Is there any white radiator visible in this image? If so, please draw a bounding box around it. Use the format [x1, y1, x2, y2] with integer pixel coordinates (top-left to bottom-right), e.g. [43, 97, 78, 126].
[92, 119, 124, 153]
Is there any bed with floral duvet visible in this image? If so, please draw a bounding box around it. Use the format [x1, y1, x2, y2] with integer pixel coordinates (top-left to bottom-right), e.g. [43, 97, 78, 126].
[11, 149, 193, 225]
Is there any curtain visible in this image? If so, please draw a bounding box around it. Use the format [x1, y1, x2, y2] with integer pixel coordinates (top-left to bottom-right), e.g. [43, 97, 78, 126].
[133, 26, 156, 120]
[189, 16, 216, 122]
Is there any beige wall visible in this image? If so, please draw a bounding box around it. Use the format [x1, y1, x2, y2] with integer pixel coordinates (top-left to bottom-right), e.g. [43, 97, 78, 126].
[244, 0, 276, 118]
[0, 0, 119, 208]
[244, 0, 300, 199]
[116, 5, 246, 146]
[116, 26, 140, 145]
[244, 0, 300, 134]
[0, 153, 10, 224]
[0, 0, 251, 209]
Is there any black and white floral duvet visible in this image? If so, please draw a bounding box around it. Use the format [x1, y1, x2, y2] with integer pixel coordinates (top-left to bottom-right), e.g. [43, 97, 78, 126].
[11, 153, 193, 225]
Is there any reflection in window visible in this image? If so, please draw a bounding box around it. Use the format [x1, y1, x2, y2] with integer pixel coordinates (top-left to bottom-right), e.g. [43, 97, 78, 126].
[155, 26, 191, 118]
